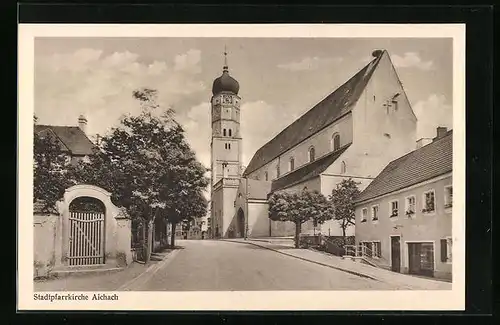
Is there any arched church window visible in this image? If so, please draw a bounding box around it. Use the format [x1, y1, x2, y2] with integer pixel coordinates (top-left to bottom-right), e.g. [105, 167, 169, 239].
[341, 161, 347, 174]
[332, 133, 340, 151]
[265, 171, 268, 181]
[223, 129, 227, 136]
[224, 143, 227, 149]
[228, 143, 231, 150]
[309, 146, 316, 163]
[289, 157, 295, 172]
[229, 129, 232, 137]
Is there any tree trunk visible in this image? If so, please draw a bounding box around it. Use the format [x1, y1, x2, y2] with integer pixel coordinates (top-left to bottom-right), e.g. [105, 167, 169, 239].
[342, 226, 346, 247]
[294, 222, 301, 248]
[145, 219, 154, 264]
[171, 222, 177, 248]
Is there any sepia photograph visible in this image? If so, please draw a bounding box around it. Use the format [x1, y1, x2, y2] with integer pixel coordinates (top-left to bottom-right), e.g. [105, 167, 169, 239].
[18, 24, 465, 310]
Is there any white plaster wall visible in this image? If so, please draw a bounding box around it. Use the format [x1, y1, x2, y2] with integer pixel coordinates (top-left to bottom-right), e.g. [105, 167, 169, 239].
[33, 214, 58, 277]
[247, 201, 270, 237]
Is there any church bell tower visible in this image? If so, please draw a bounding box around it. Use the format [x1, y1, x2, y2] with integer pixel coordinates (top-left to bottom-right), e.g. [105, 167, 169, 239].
[210, 49, 242, 186]
[209, 48, 243, 239]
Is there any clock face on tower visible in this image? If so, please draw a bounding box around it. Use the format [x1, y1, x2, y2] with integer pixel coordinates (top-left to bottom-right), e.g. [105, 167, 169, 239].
[222, 95, 233, 105]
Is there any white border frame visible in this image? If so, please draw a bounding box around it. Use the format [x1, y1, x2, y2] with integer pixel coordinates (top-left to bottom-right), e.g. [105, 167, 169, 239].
[18, 23, 465, 311]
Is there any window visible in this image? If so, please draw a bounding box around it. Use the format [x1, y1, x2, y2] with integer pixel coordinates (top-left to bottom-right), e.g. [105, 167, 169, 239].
[289, 157, 295, 172]
[264, 171, 268, 181]
[308, 147, 316, 162]
[341, 161, 346, 174]
[224, 143, 227, 149]
[390, 200, 399, 217]
[276, 165, 280, 178]
[228, 143, 231, 150]
[440, 237, 452, 263]
[332, 133, 341, 151]
[405, 196, 416, 217]
[444, 185, 453, 208]
[361, 208, 368, 222]
[371, 205, 379, 221]
[372, 242, 382, 258]
[422, 190, 435, 213]
[229, 129, 232, 137]
[223, 129, 226, 136]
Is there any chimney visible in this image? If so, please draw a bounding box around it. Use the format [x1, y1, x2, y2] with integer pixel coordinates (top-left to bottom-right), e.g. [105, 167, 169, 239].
[434, 126, 448, 141]
[78, 114, 87, 134]
[416, 138, 433, 149]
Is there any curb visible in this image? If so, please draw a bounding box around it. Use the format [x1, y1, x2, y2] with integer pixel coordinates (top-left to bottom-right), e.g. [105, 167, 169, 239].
[117, 249, 181, 291]
[222, 239, 379, 281]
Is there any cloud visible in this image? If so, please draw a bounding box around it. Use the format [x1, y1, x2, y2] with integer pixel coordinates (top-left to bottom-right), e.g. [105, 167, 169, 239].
[240, 101, 298, 167]
[413, 94, 453, 138]
[177, 102, 211, 168]
[392, 52, 434, 71]
[277, 56, 343, 71]
[35, 48, 206, 139]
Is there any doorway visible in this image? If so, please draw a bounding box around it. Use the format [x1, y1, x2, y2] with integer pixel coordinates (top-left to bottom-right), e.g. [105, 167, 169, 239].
[237, 208, 245, 238]
[390, 236, 401, 272]
[408, 242, 435, 277]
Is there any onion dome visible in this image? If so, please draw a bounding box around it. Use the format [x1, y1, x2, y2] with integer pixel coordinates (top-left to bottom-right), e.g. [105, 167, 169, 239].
[212, 48, 239, 95]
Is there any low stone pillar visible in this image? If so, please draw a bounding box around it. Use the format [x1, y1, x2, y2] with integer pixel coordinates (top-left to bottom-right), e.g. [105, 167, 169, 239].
[114, 211, 132, 267]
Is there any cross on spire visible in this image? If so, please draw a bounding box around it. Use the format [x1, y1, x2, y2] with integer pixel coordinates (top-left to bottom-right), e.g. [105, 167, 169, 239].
[223, 45, 229, 72]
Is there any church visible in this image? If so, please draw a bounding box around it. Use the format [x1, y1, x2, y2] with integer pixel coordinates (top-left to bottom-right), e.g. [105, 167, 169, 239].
[209, 49, 418, 239]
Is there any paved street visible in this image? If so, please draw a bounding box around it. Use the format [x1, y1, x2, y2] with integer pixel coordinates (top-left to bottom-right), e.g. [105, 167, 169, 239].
[136, 240, 403, 291]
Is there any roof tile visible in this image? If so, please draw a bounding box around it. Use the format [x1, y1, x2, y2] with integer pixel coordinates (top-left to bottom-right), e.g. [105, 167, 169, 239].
[355, 131, 453, 203]
[243, 54, 383, 176]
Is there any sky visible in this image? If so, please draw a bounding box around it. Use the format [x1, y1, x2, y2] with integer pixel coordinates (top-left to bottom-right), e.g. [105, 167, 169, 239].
[34, 37, 453, 171]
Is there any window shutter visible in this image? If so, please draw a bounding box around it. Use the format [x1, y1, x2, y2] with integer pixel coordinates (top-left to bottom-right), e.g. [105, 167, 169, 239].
[440, 239, 447, 262]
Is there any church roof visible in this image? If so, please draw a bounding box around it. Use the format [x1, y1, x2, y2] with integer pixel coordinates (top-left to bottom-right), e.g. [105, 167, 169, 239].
[35, 125, 97, 156]
[243, 51, 384, 176]
[270, 143, 351, 193]
[355, 130, 453, 204]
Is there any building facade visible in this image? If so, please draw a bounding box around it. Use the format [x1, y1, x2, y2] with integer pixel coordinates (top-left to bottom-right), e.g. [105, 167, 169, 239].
[354, 128, 453, 280]
[236, 49, 418, 238]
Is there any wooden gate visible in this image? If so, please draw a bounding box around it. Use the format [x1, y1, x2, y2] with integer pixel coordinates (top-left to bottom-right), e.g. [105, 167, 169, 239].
[68, 197, 106, 266]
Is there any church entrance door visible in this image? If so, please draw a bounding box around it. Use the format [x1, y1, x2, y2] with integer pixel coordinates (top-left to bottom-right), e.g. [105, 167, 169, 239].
[237, 208, 245, 238]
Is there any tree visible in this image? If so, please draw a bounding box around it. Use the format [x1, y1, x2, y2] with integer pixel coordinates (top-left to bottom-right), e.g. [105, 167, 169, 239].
[268, 189, 332, 248]
[69, 87, 208, 262]
[33, 128, 71, 213]
[329, 178, 361, 246]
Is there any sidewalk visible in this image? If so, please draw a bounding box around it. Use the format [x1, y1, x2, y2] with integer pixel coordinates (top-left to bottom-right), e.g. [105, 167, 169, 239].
[224, 238, 452, 290]
[34, 250, 173, 292]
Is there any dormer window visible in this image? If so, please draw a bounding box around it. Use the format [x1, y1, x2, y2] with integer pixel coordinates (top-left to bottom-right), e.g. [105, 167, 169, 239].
[289, 157, 295, 172]
[332, 133, 340, 151]
[308, 147, 316, 163]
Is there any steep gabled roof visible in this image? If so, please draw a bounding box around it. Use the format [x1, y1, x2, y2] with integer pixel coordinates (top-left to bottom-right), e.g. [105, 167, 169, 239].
[35, 125, 97, 156]
[270, 143, 351, 193]
[243, 52, 384, 176]
[355, 130, 453, 204]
